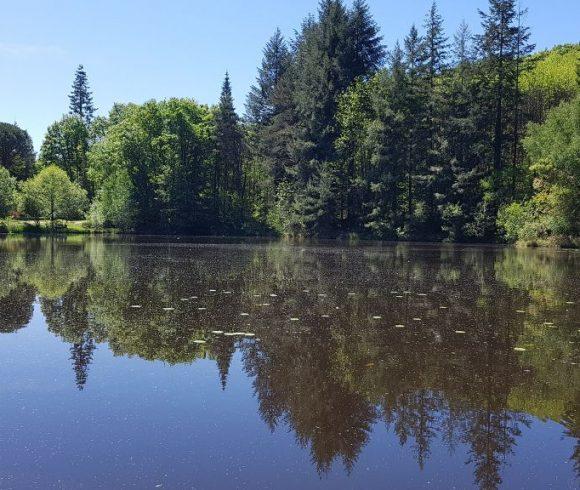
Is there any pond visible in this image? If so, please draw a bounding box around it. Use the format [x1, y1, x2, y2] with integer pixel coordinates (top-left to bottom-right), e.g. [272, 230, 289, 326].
[0, 236, 578, 489]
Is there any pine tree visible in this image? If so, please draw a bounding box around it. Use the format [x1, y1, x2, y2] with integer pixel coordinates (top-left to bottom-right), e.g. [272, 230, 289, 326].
[472, 0, 534, 237]
[69, 65, 96, 125]
[348, 0, 385, 78]
[215, 73, 244, 226]
[440, 22, 485, 240]
[453, 20, 474, 66]
[403, 25, 429, 234]
[245, 28, 290, 125]
[423, 2, 449, 234]
[476, 0, 533, 172]
[285, 0, 385, 235]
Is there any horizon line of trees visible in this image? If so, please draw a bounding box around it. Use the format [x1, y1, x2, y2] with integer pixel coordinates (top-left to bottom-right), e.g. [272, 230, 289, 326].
[0, 0, 578, 242]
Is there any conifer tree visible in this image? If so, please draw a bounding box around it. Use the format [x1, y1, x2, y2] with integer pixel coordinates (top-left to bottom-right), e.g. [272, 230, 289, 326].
[473, 0, 534, 237]
[215, 73, 243, 200]
[403, 25, 429, 232]
[69, 65, 96, 125]
[348, 0, 385, 79]
[476, 0, 533, 172]
[245, 29, 290, 125]
[423, 2, 449, 233]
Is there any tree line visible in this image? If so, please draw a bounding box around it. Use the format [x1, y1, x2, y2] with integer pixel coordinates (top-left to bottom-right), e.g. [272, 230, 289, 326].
[0, 0, 578, 242]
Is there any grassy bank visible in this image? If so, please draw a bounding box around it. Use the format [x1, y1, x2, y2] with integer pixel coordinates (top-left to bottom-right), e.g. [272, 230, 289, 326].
[0, 219, 117, 235]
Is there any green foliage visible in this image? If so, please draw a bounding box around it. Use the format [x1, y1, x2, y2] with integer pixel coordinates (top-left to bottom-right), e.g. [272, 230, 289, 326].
[20, 165, 88, 224]
[88, 98, 217, 231]
[498, 96, 579, 242]
[39, 115, 90, 191]
[0, 122, 35, 180]
[0, 166, 17, 217]
[521, 44, 580, 122]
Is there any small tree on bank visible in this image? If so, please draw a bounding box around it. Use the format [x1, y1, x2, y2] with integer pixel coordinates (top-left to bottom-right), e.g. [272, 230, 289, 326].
[20, 165, 88, 226]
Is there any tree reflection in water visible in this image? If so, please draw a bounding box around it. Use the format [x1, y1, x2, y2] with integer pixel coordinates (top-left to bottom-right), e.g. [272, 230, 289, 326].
[0, 236, 577, 488]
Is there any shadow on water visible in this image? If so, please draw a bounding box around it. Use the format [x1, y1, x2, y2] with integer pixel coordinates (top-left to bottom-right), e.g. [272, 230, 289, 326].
[0, 235, 578, 488]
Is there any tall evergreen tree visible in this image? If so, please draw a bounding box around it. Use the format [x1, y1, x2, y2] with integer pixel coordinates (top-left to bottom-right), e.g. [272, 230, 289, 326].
[215, 73, 244, 216]
[440, 22, 485, 240]
[69, 65, 96, 125]
[472, 0, 534, 238]
[476, 0, 533, 172]
[348, 0, 385, 79]
[423, 2, 449, 234]
[403, 25, 429, 233]
[245, 29, 290, 125]
[280, 0, 385, 234]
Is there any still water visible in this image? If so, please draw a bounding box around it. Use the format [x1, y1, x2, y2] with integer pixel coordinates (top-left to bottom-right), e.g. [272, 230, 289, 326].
[0, 236, 578, 489]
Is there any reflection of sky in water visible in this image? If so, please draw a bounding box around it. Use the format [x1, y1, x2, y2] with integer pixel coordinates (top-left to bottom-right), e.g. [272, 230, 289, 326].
[0, 237, 577, 489]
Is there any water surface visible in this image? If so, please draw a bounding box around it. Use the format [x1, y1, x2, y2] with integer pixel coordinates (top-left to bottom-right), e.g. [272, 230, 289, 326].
[0, 236, 578, 489]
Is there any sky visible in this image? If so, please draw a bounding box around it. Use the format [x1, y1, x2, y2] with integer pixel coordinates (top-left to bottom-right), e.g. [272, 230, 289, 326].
[1, 0, 579, 151]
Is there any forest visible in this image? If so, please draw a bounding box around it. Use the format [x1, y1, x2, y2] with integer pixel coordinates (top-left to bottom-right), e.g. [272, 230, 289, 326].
[0, 0, 578, 244]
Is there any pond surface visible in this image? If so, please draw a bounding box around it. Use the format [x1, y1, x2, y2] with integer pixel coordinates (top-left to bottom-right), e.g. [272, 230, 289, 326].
[0, 236, 578, 489]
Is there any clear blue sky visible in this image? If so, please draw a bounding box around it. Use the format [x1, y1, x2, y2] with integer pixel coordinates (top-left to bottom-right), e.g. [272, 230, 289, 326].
[1, 0, 578, 151]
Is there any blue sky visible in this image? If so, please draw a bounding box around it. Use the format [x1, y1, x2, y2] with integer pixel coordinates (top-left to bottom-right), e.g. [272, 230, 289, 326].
[1, 0, 578, 151]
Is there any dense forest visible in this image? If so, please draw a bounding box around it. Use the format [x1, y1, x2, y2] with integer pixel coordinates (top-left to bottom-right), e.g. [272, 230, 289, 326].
[0, 0, 578, 243]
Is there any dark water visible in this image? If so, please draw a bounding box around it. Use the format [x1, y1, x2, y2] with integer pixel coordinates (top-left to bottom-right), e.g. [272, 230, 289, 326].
[0, 236, 578, 489]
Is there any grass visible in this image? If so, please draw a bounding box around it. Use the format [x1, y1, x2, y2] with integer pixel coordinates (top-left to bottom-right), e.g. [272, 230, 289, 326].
[0, 219, 117, 235]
